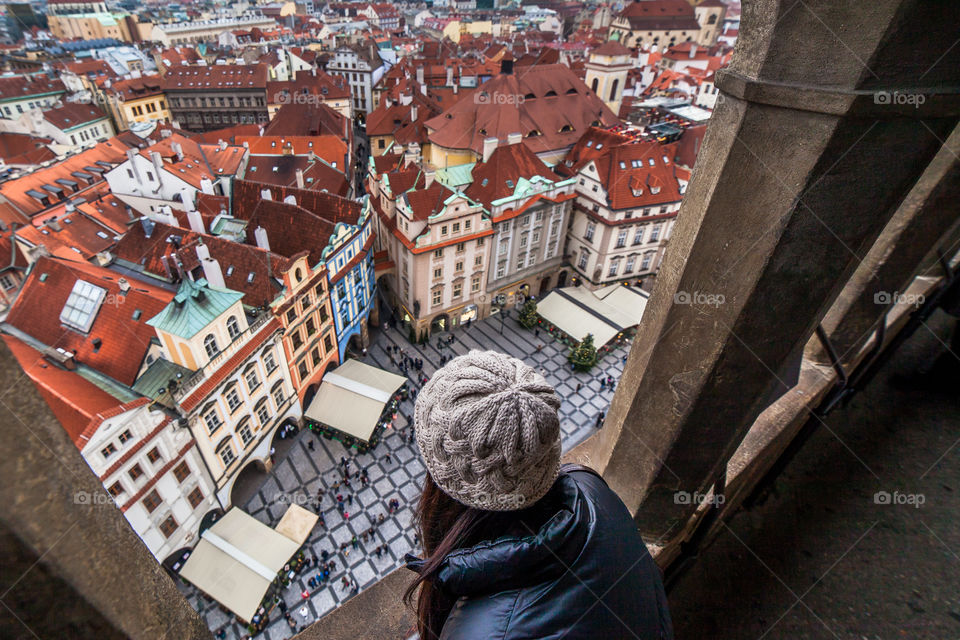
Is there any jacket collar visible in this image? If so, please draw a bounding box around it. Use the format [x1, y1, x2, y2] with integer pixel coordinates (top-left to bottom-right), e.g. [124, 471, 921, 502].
[418, 473, 592, 598]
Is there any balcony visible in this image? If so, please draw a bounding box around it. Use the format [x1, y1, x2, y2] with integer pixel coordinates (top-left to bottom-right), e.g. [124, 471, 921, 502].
[0, 2, 959, 639]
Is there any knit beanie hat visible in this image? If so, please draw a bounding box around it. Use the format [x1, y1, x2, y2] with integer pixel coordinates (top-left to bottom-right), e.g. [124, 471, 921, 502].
[414, 349, 561, 511]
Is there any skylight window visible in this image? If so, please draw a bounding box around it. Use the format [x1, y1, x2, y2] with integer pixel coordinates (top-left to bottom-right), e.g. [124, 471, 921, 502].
[60, 279, 107, 333]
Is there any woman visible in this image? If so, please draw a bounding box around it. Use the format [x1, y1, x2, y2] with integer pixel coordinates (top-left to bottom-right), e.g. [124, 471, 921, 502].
[405, 350, 673, 640]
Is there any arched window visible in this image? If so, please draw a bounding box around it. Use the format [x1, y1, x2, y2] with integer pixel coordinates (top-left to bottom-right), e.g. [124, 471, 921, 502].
[708, 14, 717, 24]
[591, 77, 599, 93]
[204, 334, 219, 358]
[226, 316, 240, 340]
[610, 79, 620, 101]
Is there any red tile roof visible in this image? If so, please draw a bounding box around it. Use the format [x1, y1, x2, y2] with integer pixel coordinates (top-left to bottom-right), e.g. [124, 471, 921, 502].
[464, 143, 561, 206]
[105, 75, 163, 101]
[0, 74, 66, 100]
[15, 210, 118, 262]
[591, 41, 632, 57]
[160, 64, 269, 91]
[263, 101, 352, 140]
[5, 256, 174, 386]
[235, 135, 348, 169]
[618, 0, 702, 31]
[0, 138, 131, 224]
[113, 218, 292, 308]
[139, 134, 247, 189]
[43, 103, 108, 130]
[0, 132, 55, 166]
[244, 154, 350, 197]
[3, 334, 126, 447]
[266, 69, 351, 102]
[425, 64, 619, 157]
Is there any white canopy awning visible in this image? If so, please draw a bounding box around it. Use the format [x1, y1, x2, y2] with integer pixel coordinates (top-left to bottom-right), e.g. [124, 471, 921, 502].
[274, 504, 319, 546]
[303, 358, 407, 442]
[537, 285, 649, 347]
[178, 509, 301, 623]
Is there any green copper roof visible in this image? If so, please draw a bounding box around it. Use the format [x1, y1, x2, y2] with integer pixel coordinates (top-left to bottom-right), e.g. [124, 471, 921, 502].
[146, 278, 244, 340]
[133, 357, 195, 400]
[437, 162, 476, 188]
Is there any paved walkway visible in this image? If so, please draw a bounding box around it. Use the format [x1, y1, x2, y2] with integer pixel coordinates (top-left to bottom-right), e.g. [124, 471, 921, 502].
[179, 312, 630, 639]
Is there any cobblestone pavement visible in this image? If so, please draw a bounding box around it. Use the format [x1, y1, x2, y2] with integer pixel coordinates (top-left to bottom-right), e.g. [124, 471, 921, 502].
[180, 312, 630, 639]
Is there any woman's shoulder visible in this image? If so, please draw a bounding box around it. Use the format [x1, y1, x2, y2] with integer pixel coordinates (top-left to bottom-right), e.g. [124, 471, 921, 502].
[440, 589, 522, 640]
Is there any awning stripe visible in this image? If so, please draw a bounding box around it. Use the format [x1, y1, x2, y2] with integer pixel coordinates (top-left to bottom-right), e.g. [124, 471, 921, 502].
[553, 288, 625, 332]
[202, 530, 277, 581]
[323, 372, 394, 403]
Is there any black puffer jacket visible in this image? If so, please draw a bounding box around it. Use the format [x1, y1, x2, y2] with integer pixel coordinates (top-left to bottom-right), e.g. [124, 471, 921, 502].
[408, 466, 673, 640]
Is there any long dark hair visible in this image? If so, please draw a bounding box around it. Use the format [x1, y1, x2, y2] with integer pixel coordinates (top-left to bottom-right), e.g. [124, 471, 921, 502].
[403, 474, 513, 640]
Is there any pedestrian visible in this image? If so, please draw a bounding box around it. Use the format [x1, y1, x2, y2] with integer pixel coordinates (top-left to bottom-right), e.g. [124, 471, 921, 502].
[535, 327, 540, 337]
[348, 494, 353, 506]
[384, 452, 391, 464]
[307, 439, 315, 452]
[600, 379, 606, 391]
[278, 599, 288, 614]
[405, 350, 671, 639]
[595, 411, 605, 428]
[576, 382, 583, 393]
[301, 589, 309, 600]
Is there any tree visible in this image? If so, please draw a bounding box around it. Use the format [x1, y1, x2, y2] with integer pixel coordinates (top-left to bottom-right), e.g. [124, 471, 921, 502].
[568, 334, 599, 371]
[408, 324, 417, 344]
[518, 298, 539, 329]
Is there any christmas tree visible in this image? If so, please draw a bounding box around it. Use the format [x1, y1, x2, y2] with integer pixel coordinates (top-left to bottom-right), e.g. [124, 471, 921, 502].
[518, 298, 539, 329]
[568, 334, 598, 371]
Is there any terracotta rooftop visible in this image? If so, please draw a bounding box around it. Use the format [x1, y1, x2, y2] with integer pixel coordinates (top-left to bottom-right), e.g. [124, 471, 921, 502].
[160, 64, 269, 91]
[0, 132, 56, 166]
[113, 218, 292, 309]
[592, 40, 633, 57]
[3, 334, 126, 447]
[465, 143, 561, 206]
[0, 75, 66, 101]
[138, 134, 247, 189]
[266, 69, 350, 102]
[425, 63, 620, 157]
[43, 103, 108, 131]
[235, 135, 348, 169]
[5, 255, 174, 386]
[106, 75, 163, 100]
[0, 138, 131, 224]
[617, 0, 702, 31]
[15, 209, 118, 262]
[245, 155, 349, 197]
[263, 102, 351, 139]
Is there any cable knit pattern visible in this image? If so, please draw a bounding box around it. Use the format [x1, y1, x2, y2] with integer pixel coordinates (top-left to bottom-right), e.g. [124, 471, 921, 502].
[414, 350, 562, 511]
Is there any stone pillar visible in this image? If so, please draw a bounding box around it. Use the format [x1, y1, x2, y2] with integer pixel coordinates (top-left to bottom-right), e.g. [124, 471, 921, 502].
[589, 0, 960, 538]
[0, 342, 210, 639]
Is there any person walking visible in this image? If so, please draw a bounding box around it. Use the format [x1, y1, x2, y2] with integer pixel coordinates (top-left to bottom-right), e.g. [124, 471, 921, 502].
[595, 411, 605, 428]
[403, 351, 672, 640]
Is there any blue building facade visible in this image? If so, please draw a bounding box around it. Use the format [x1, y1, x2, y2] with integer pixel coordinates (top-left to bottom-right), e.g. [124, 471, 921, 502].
[324, 206, 376, 358]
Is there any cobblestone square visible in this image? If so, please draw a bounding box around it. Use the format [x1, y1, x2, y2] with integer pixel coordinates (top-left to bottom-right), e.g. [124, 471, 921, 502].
[181, 311, 630, 639]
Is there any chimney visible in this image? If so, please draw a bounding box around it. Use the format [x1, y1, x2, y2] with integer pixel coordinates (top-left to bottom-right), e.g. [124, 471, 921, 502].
[453, 83, 458, 95]
[186, 208, 205, 233]
[171, 141, 184, 161]
[689, 43, 697, 59]
[160, 254, 173, 280]
[149, 150, 163, 178]
[482, 136, 498, 163]
[507, 132, 522, 145]
[118, 277, 130, 293]
[445, 66, 453, 86]
[416, 66, 424, 85]
[254, 226, 270, 250]
[196, 241, 225, 288]
[200, 178, 214, 194]
[500, 56, 514, 75]
[424, 167, 435, 188]
[260, 188, 273, 200]
[410, 104, 418, 121]
[219, 140, 227, 151]
[125, 148, 143, 184]
[295, 168, 305, 189]
[140, 216, 155, 238]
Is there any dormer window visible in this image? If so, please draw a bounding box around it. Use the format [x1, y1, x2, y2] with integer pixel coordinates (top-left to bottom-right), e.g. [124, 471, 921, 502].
[527, 130, 542, 138]
[559, 124, 574, 133]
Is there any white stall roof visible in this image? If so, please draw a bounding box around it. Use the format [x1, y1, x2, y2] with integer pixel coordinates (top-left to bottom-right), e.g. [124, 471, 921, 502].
[303, 358, 406, 442]
[179, 509, 300, 623]
[537, 285, 648, 347]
